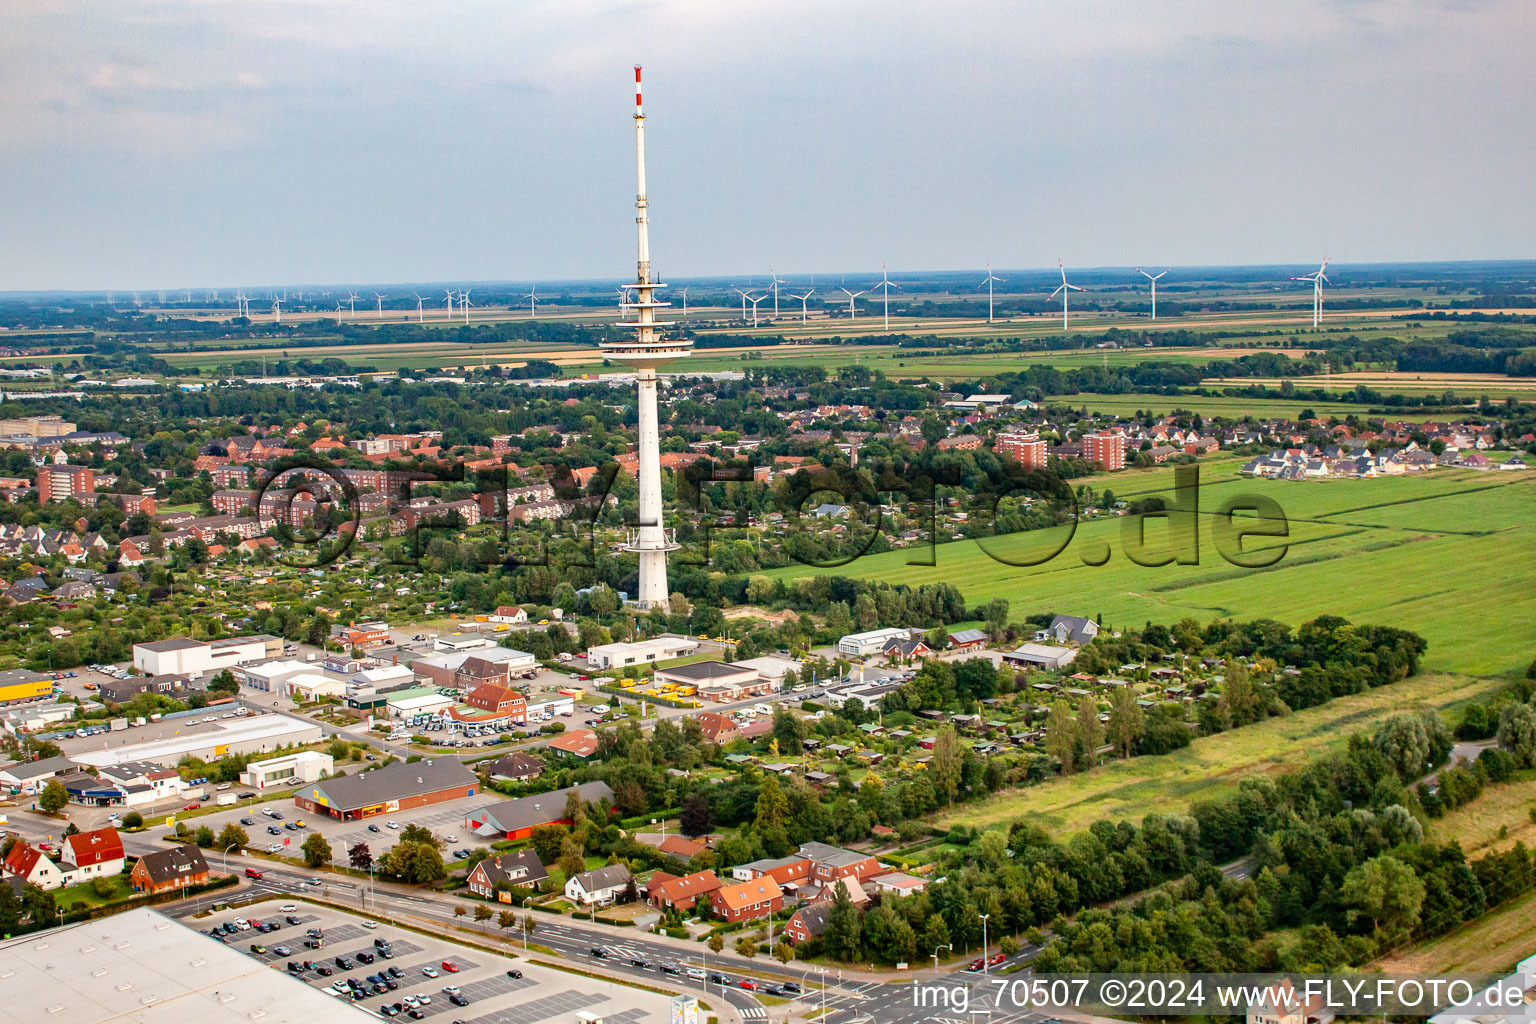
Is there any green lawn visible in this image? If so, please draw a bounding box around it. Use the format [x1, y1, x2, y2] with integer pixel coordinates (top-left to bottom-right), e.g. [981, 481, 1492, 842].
[54, 873, 136, 910]
[768, 466, 1536, 676]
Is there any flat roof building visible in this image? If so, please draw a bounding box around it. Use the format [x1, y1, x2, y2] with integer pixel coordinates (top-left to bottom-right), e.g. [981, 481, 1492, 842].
[71, 714, 322, 768]
[132, 635, 276, 677]
[586, 637, 698, 670]
[0, 907, 379, 1024]
[837, 627, 911, 657]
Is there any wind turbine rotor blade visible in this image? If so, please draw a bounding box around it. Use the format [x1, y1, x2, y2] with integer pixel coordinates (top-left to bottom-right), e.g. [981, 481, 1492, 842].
[1050, 285, 1065, 298]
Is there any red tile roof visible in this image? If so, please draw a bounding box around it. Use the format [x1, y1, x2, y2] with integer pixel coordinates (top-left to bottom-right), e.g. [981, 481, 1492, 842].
[64, 827, 124, 869]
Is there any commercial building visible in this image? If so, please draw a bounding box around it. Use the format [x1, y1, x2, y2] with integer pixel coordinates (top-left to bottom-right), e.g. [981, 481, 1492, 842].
[385, 688, 457, 723]
[94, 760, 188, 806]
[0, 668, 52, 706]
[837, 627, 911, 657]
[655, 660, 776, 702]
[995, 431, 1048, 470]
[1082, 432, 1126, 471]
[585, 637, 698, 671]
[1001, 642, 1079, 671]
[410, 647, 536, 688]
[239, 749, 334, 789]
[295, 757, 478, 820]
[132, 635, 274, 677]
[0, 908, 382, 1024]
[0, 415, 74, 438]
[0, 754, 78, 794]
[462, 780, 615, 840]
[71, 714, 322, 768]
[233, 658, 314, 693]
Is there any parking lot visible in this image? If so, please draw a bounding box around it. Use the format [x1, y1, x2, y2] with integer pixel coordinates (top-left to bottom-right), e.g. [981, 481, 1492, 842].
[196, 899, 674, 1024]
[153, 789, 504, 866]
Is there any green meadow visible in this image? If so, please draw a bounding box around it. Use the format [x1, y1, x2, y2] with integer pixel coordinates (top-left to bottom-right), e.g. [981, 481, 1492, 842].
[767, 465, 1536, 676]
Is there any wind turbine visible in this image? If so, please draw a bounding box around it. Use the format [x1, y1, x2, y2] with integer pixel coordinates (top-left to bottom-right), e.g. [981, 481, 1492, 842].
[839, 286, 868, 320]
[234, 292, 248, 318]
[460, 289, 472, 324]
[1291, 257, 1331, 328]
[443, 289, 455, 318]
[373, 291, 385, 319]
[768, 268, 786, 318]
[335, 301, 345, 319]
[790, 289, 815, 323]
[872, 262, 900, 330]
[678, 286, 689, 318]
[979, 262, 1004, 323]
[1136, 267, 1169, 320]
[617, 284, 635, 312]
[731, 287, 752, 322]
[1050, 260, 1085, 330]
[271, 297, 283, 324]
[413, 292, 425, 322]
[747, 292, 767, 327]
[524, 285, 538, 319]
[347, 291, 358, 318]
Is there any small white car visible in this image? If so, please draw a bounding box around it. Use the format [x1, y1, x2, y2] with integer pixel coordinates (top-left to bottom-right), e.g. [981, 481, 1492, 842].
[443, 835, 458, 843]
[279, 904, 296, 913]
[441, 986, 460, 995]
[234, 919, 250, 930]
[362, 920, 378, 930]
[422, 967, 439, 978]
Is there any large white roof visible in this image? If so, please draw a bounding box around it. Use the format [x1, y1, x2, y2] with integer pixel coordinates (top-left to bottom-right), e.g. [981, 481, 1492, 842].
[72, 714, 321, 768]
[0, 907, 377, 1024]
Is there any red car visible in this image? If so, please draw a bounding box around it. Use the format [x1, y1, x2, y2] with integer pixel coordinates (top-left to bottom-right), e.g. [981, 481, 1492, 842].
[738, 980, 758, 991]
[966, 959, 985, 972]
[440, 961, 459, 973]
[988, 953, 1007, 967]
[184, 803, 202, 810]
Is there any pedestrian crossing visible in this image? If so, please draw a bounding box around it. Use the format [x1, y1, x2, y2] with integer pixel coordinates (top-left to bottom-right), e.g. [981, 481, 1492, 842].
[739, 1006, 767, 1020]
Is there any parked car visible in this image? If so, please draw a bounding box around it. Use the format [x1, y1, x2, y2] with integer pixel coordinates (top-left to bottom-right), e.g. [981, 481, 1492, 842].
[439, 962, 458, 974]
[739, 980, 759, 991]
[506, 969, 523, 979]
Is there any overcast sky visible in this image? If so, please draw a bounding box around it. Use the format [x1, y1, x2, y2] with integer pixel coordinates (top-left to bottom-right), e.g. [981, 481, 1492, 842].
[2, 0, 1534, 291]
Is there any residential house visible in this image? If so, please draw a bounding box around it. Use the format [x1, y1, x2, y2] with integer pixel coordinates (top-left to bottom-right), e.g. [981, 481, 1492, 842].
[130, 844, 210, 894]
[2, 844, 66, 890]
[61, 827, 125, 881]
[1245, 977, 1336, 1024]
[466, 849, 549, 900]
[710, 876, 783, 922]
[564, 864, 633, 905]
[646, 869, 722, 912]
[482, 751, 546, 783]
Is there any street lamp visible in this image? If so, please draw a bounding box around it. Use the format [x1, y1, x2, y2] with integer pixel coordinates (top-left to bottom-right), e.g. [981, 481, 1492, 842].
[979, 914, 991, 975]
[522, 895, 535, 953]
[932, 942, 952, 975]
[222, 843, 239, 874]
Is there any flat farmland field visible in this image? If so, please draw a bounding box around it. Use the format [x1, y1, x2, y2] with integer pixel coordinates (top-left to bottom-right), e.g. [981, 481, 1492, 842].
[766, 466, 1536, 676]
